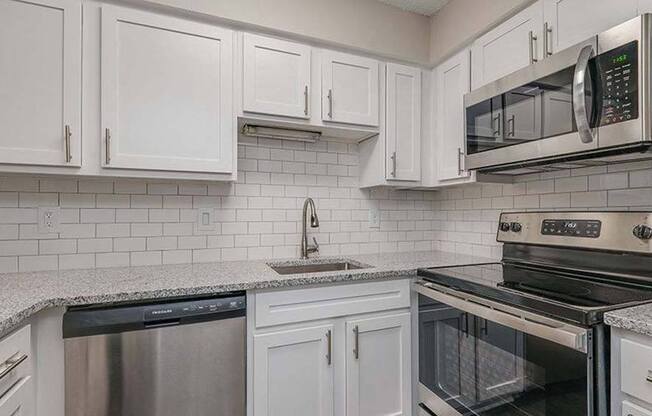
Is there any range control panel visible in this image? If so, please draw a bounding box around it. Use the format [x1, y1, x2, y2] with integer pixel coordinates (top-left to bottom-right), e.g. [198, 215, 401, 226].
[497, 212, 652, 254]
[541, 219, 602, 238]
[598, 41, 638, 126]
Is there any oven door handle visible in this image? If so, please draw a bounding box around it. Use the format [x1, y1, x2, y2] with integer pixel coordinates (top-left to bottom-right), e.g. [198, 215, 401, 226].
[572, 43, 596, 144]
[414, 280, 589, 353]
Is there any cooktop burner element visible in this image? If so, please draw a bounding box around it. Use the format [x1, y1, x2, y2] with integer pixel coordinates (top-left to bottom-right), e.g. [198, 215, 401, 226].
[417, 211, 652, 326]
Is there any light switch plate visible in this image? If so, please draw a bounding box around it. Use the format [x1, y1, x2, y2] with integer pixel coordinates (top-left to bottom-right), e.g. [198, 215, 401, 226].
[197, 208, 216, 231]
[368, 208, 380, 228]
[38, 207, 61, 234]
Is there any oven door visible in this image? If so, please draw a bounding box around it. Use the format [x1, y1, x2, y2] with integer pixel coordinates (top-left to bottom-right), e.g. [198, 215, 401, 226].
[415, 280, 597, 416]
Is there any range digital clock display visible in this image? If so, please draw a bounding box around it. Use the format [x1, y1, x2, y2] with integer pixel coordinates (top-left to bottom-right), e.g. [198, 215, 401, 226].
[541, 219, 601, 238]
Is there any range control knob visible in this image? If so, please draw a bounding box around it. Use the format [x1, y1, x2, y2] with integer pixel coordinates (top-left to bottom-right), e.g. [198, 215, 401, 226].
[633, 224, 652, 240]
[510, 222, 523, 233]
[499, 222, 511, 232]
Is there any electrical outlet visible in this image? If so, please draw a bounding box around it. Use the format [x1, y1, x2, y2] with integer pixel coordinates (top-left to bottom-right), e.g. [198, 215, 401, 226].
[196, 208, 216, 231]
[38, 207, 61, 234]
[368, 208, 380, 228]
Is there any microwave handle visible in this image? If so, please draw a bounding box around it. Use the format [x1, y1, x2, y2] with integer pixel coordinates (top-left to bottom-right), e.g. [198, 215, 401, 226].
[572, 44, 595, 144]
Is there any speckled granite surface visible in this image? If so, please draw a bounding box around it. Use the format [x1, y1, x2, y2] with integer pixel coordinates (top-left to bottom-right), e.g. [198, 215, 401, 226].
[0, 250, 490, 337]
[605, 304, 652, 337]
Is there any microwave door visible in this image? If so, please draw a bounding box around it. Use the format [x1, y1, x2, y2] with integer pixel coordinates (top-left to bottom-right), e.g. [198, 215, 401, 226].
[465, 37, 600, 171]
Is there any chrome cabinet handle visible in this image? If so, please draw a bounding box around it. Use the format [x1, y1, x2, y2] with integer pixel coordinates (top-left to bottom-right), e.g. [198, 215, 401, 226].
[573, 44, 595, 144]
[492, 113, 501, 136]
[457, 147, 464, 176]
[390, 151, 397, 177]
[105, 128, 111, 164]
[327, 89, 333, 118]
[544, 22, 553, 57]
[353, 325, 359, 359]
[304, 85, 309, 116]
[64, 125, 72, 163]
[326, 329, 332, 365]
[0, 353, 27, 381]
[507, 114, 515, 137]
[529, 30, 538, 64]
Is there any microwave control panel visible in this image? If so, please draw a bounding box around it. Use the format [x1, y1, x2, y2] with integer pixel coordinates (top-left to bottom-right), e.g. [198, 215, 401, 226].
[598, 41, 638, 126]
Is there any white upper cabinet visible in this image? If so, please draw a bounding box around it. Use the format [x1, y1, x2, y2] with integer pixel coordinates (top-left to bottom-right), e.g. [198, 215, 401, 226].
[640, 0, 652, 13]
[471, 1, 543, 89]
[100, 5, 234, 174]
[543, 0, 638, 54]
[253, 324, 334, 416]
[345, 313, 411, 416]
[243, 34, 311, 119]
[321, 51, 380, 126]
[385, 63, 421, 181]
[436, 49, 471, 182]
[0, 0, 81, 167]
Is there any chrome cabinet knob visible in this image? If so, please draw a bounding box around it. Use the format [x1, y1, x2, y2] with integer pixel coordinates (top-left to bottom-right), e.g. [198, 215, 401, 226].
[633, 224, 652, 240]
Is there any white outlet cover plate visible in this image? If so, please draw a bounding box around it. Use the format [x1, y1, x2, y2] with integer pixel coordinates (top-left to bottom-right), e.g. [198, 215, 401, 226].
[368, 208, 380, 228]
[196, 208, 216, 232]
[38, 206, 61, 234]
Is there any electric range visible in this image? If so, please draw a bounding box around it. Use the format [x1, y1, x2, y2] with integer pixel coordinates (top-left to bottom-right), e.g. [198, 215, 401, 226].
[416, 211, 652, 416]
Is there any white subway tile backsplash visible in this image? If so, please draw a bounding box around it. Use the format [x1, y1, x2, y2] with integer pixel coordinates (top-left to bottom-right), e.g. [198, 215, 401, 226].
[19, 255, 58, 272]
[95, 252, 130, 268]
[3, 138, 652, 273]
[59, 253, 95, 270]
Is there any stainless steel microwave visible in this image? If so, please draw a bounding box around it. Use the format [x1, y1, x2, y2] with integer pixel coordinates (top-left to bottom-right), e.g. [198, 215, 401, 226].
[464, 14, 652, 174]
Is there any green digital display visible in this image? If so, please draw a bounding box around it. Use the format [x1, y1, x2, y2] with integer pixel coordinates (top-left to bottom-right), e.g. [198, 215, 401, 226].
[613, 53, 628, 64]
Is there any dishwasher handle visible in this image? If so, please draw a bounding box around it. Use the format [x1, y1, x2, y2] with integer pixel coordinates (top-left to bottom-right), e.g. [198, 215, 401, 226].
[63, 292, 246, 339]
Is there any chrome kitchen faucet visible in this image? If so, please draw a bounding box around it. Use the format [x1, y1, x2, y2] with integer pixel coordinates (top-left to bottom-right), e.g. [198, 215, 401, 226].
[301, 198, 320, 259]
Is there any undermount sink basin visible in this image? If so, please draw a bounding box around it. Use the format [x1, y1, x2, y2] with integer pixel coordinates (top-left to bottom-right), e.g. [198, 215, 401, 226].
[268, 260, 371, 275]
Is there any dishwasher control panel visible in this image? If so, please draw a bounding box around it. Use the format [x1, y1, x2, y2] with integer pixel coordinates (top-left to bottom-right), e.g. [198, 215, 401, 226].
[143, 295, 246, 322]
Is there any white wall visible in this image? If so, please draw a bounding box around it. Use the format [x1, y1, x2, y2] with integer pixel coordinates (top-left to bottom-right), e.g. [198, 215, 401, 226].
[137, 0, 432, 65]
[429, 0, 533, 64]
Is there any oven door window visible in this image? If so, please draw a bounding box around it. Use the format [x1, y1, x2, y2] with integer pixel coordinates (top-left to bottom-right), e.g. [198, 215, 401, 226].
[418, 294, 588, 416]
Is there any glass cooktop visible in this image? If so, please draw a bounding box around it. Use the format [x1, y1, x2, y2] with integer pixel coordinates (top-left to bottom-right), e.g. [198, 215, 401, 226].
[417, 262, 652, 326]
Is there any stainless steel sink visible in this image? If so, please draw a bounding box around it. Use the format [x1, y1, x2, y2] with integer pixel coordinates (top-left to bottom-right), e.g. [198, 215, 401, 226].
[268, 260, 370, 275]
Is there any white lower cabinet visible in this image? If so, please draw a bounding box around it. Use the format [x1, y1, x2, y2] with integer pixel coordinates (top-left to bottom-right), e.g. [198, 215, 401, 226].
[345, 313, 411, 416]
[253, 324, 335, 416]
[0, 325, 33, 416]
[612, 328, 652, 416]
[251, 279, 411, 416]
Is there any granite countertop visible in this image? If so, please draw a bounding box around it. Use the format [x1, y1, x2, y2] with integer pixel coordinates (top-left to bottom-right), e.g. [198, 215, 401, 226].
[0, 250, 491, 338]
[605, 304, 652, 337]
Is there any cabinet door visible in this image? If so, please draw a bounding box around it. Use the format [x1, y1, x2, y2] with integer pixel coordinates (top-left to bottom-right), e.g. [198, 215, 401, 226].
[544, 0, 637, 54]
[101, 6, 234, 173]
[253, 325, 334, 416]
[346, 313, 411, 416]
[471, 1, 543, 89]
[386, 63, 421, 181]
[436, 49, 471, 181]
[243, 34, 311, 119]
[0, 0, 81, 167]
[321, 51, 379, 126]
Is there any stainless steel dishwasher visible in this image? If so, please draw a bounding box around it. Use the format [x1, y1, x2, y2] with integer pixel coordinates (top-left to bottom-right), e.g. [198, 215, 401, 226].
[63, 292, 246, 416]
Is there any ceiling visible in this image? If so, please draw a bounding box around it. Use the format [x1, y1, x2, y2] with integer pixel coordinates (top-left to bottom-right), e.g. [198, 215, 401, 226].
[377, 0, 450, 16]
